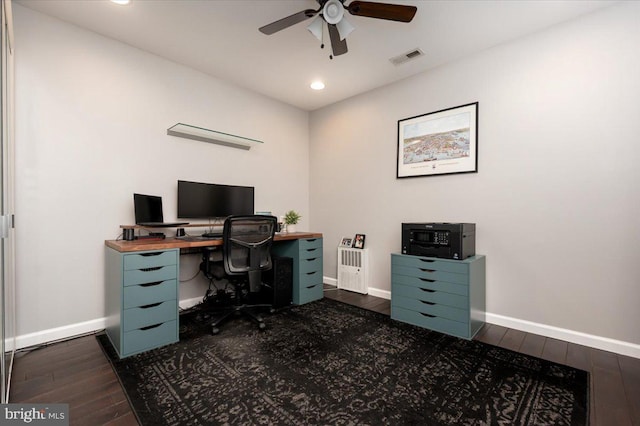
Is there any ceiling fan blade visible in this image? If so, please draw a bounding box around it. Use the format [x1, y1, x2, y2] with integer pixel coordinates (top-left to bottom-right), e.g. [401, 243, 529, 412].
[347, 1, 417, 23]
[259, 9, 317, 35]
[328, 24, 348, 56]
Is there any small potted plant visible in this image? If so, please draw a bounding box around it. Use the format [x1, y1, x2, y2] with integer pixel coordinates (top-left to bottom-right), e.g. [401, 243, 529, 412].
[284, 210, 301, 233]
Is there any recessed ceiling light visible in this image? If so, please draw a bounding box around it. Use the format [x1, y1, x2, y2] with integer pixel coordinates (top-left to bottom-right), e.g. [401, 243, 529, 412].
[310, 81, 325, 90]
[111, 0, 131, 5]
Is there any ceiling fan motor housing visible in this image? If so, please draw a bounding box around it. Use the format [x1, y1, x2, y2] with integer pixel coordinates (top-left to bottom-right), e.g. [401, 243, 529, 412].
[323, 0, 345, 24]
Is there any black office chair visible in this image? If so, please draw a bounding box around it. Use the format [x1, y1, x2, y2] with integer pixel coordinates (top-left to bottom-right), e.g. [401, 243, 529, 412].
[205, 215, 277, 335]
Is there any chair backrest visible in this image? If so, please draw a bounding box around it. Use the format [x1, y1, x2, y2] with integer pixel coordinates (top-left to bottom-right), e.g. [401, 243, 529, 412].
[222, 215, 277, 292]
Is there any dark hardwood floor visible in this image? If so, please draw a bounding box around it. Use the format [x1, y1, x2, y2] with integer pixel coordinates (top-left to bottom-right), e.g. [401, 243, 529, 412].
[9, 287, 639, 426]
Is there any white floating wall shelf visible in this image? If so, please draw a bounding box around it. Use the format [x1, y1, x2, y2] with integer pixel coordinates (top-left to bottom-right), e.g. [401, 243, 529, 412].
[167, 123, 263, 150]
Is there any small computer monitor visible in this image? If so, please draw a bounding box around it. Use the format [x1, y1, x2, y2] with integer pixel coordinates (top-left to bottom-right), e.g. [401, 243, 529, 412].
[133, 193, 164, 224]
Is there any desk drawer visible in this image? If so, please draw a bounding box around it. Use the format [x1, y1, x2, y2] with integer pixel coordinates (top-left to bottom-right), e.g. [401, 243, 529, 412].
[392, 274, 468, 296]
[124, 265, 177, 286]
[392, 265, 467, 285]
[392, 306, 468, 338]
[300, 257, 322, 274]
[392, 283, 468, 310]
[392, 295, 468, 323]
[391, 254, 469, 274]
[124, 250, 177, 271]
[300, 246, 322, 260]
[123, 280, 177, 309]
[123, 320, 178, 356]
[300, 270, 322, 287]
[299, 238, 322, 251]
[296, 283, 323, 305]
[123, 300, 177, 332]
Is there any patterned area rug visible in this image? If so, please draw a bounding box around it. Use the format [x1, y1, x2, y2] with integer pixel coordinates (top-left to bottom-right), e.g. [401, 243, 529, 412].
[97, 298, 589, 425]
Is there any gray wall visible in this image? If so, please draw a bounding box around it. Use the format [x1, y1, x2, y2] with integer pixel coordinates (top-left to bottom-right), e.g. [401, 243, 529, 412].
[310, 2, 640, 347]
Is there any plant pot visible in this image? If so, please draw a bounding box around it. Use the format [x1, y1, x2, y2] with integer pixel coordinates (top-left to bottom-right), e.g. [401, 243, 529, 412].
[286, 224, 297, 233]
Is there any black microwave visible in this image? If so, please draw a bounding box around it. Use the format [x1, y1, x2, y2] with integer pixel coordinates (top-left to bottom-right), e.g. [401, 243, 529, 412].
[402, 223, 475, 260]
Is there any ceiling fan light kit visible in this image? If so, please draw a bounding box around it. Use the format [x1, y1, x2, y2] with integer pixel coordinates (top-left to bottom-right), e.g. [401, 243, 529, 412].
[259, 0, 417, 58]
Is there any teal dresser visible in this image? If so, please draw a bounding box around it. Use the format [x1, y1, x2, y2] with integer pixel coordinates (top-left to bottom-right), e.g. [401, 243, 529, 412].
[391, 253, 485, 339]
[273, 237, 323, 304]
[105, 247, 179, 358]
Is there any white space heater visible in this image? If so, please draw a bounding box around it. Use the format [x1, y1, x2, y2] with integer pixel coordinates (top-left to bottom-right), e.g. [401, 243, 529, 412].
[337, 247, 369, 294]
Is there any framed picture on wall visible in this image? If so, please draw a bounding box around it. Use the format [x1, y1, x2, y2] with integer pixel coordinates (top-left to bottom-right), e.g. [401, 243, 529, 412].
[340, 237, 353, 248]
[397, 102, 478, 178]
[353, 234, 366, 249]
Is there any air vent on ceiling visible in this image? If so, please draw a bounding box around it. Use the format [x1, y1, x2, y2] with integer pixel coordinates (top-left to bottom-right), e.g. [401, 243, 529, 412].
[390, 48, 424, 66]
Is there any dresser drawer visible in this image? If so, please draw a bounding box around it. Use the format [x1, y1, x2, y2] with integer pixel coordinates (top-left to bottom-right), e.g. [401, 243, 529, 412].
[392, 265, 468, 285]
[299, 257, 322, 274]
[392, 283, 468, 310]
[392, 295, 468, 323]
[124, 250, 177, 270]
[300, 270, 322, 287]
[392, 254, 469, 274]
[123, 320, 178, 356]
[392, 274, 468, 296]
[392, 306, 468, 338]
[300, 246, 322, 260]
[123, 280, 177, 309]
[299, 238, 323, 251]
[124, 264, 177, 286]
[123, 300, 177, 332]
[296, 283, 323, 305]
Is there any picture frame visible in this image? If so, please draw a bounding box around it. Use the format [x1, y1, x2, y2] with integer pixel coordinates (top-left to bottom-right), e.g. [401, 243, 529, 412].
[340, 237, 353, 248]
[353, 234, 366, 249]
[397, 102, 478, 178]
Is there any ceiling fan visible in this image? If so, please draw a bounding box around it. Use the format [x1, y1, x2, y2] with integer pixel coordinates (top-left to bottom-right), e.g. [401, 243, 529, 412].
[259, 0, 417, 58]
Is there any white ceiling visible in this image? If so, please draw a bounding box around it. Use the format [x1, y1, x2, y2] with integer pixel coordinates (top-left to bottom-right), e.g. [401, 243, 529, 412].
[16, 0, 615, 111]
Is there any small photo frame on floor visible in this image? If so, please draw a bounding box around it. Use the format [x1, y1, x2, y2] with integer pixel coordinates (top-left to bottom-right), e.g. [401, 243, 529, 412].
[353, 234, 366, 249]
[340, 237, 353, 248]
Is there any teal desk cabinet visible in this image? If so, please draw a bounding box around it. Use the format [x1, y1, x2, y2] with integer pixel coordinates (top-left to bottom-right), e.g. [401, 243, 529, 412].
[273, 237, 323, 305]
[391, 253, 486, 340]
[105, 247, 179, 358]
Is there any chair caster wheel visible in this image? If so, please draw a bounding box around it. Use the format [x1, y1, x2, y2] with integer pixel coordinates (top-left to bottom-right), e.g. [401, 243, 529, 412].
[211, 327, 220, 335]
[258, 322, 266, 330]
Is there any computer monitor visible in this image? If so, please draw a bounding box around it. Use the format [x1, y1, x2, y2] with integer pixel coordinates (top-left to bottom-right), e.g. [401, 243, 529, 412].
[133, 193, 164, 224]
[177, 180, 254, 220]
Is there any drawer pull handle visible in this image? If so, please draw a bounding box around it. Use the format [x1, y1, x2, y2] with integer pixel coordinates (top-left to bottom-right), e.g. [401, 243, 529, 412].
[306, 248, 318, 252]
[419, 278, 435, 283]
[306, 285, 317, 289]
[140, 281, 163, 287]
[306, 239, 317, 242]
[140, 302, 163, 309]
[140, 252, 163, 257]
[420, 301, 436, 306]
[419, 268, 435, 273]
[141, 266, 162, 272]
[419, 259, 435, 263]
[419, 288, 436, 293]
[420, 313, 436, 318]
[139, 323, 163, 331]
[306, 258, 317, 262]
[306, 271, 317, 275]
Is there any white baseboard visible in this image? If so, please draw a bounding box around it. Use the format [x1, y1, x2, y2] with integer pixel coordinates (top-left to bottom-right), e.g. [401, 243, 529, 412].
[324, 277, 391, 300]
[13, 318, 106, 351]
[179, 296, 203, 311]
[486, 312, 640, 359]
